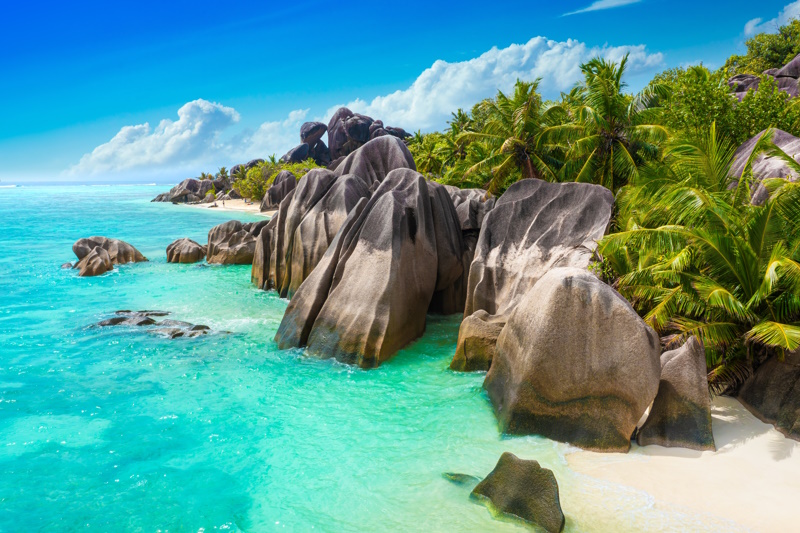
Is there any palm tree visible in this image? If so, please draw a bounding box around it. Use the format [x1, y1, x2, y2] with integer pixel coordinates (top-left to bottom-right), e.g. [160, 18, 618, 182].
[599, 128, 800, 391]
[458, 79, 562, 194]
[409, 131, 444, 176]
[543, 55, 669, 192]
[217, 167, 228, 179]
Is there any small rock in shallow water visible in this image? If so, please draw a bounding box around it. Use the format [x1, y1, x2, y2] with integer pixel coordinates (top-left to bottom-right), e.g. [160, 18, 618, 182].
[98, 316, 156, 327]
[442, 473, 481, 486]
[471, 452, 565, 533]
[61, 262, 72, 269]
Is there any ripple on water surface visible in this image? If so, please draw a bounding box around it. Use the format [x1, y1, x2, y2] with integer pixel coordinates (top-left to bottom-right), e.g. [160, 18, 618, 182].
[0, 186, 744, 531]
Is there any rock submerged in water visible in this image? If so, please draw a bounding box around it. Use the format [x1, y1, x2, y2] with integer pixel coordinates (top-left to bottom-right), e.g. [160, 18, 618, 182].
[449, 310, 505, 372]
[484, 267, 661, 452]
[72, 236, 147, 277]
[207, 220, 256, 264]
[637, 336, 715, 451]
[471, 452, 565, 533]
[95, 310, 214, 338]
[166, 238, 207, 264]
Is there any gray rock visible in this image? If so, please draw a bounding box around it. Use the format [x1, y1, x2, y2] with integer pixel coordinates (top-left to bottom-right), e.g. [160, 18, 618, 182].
[153, 178, 214, 203]
[637, 337, 715, 450]
[730, 128, 800, 204]
[327, 107, 355, 160]
[300, 121, 327, 147]
[260, 170, 297, 211]
[449, 311, 506, 372]
[166, 238, 207, 264]
[275, 169, 463, 368]
[484, 267, 661, 452]
[776, 53, 800, 78]
[777, 76, 799, 98]
[73, 237, 147, 265]
[206, 220, 256, 264]
[471, 452, 564, 533]
[738, 351, 800, 441]
[252, 217, 278, 290]
[333, 136, 417, 186]
[310, 140, 332, 167]
[280, 143, 310, 164]
[245, 159, 264, 170]
[74, 246, 113, 277]
[728, 73, 760, 93]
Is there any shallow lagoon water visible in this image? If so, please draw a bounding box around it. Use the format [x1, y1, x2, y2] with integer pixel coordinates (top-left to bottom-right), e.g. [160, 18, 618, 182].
[0, 186, 740, 531]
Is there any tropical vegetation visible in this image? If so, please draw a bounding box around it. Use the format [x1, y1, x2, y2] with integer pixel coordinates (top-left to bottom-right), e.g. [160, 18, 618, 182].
[233, 158, 322, 201]
[406, 20, 800, 390]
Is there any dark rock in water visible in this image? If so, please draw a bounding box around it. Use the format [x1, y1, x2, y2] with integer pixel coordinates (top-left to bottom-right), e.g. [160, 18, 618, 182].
[281, 143, 310, 164]
[450, 311, 506, 372]
[115, 310, 170, 317]
[74, 246, 113, 277]
[153, 178, 214, 203]
[61, 262, 73, 269]
[166, 238, 207, 264]
[159, 319, 195, 328]
[260, 170, 297, 211]
[471, 452, 564, 533]
[98, 315, 156, 327]
[300, 121, 327, 147]
[776, 53, 800, 78]
[333, 136, 416, 186]
[637, 337, 715, 451]
[73, 237, 147, 265]
[276, 168, 463, 368]
[190, 324, 210, 331]
[730, 129, 800, 204]
[207, 220, 256, 264]
[442, 472, 481, 486]
[739, 351, 800, 441]
[484, 267, 661, 452]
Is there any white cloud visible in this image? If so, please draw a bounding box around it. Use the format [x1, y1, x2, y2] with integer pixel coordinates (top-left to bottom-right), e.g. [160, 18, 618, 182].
[69, 99, 240, 175]
[69, 36, 663, 179]
[744, 1, 800, 36]
[333, 36, 663, 131]
[563, 0, 642, 16]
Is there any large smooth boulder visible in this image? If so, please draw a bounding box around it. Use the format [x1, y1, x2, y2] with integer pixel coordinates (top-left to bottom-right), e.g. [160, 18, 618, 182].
[260, 170, 297, 211]
[464, 179, 613, 318]
[730, 129, 800, 204]
[484, 267, 661, 452]
[776, 53, 800, 78]
[74, 246, 113, 277]
[166, 238, 207, 264]
[333, 136, 416, 186]
[471, 452, 564, 533]
[207, 220, 256, 264]
[286, 173, 371, 296]
[449, 311, 505, 372]
[73, 237, 147, 265]
[275, 169, 463, 368]
[738, 351, 800, 441]
[327, 107, 355, 160]
[311, 139, 332, 167]
[728, 73, 760, 93]
[637, 337, 715, 451]
[280, 143, 310, 164]
[154, 178, 214, 203]
[300, 121, 327, 147]
[344, 114, 373, 145]
[252, 217, 278, 290]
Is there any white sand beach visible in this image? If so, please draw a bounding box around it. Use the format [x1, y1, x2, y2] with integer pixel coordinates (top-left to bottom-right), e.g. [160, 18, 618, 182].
[566, 396, 800, 532]
[183, 199, 276, 218]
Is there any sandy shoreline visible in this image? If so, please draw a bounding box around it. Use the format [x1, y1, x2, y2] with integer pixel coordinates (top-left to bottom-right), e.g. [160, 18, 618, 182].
[566, 396, 800, 532]
[179, 199, 276, 218]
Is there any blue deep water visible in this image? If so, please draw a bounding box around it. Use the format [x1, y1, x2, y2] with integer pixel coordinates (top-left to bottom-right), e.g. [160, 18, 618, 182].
[0, 186, 736, 532]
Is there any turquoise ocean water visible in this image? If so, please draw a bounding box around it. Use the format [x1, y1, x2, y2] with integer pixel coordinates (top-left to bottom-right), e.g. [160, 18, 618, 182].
[0, 186, 737, 532]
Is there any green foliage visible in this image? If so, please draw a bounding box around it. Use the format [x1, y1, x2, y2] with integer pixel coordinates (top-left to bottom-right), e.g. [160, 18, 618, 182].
[600, 128, 800, 391]
[724, 19, 800, 76]
[217, 166, 228, 179]
[233, 158, 323, 200]
[657, 66, 735, 139]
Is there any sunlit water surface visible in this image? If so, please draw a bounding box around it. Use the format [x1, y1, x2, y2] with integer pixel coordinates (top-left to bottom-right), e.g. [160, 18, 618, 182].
[0, 186, 739, 532]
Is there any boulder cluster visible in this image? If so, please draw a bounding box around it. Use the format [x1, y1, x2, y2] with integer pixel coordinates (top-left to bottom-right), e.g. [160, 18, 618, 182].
[152, 175, 240, 204]
[95, 310, 215, 339]
[279, 107, 411, 168]
[69, 236, 147, 276]
[728, 53, 800, 100]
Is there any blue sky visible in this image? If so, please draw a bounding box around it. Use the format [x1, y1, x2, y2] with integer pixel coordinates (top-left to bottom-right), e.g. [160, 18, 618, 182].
[2, 0, 799, 183]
